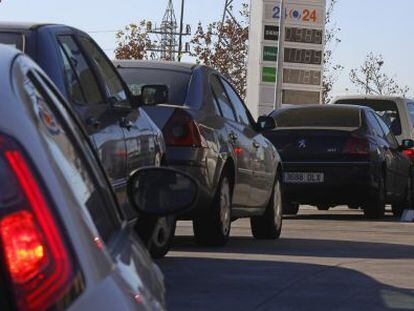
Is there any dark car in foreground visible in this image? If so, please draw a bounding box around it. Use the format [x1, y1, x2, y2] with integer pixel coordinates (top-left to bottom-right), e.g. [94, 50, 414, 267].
[0, 22, 175, 258]
[115, 60, 283, 246]
[0, 45, 198, 310]
[265, 105, 413, 219]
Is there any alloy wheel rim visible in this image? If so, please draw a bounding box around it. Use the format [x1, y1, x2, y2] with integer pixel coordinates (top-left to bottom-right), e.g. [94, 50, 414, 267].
[220, 178, 231, 236]
[274, 181, 282, 228]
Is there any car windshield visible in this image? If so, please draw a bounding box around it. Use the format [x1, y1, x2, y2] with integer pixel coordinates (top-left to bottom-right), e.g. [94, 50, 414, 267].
[119, 67, 191, 106]
[335, 99, 402, 135]
[271, 107, 361, 128]
[0, 32, 24, 51]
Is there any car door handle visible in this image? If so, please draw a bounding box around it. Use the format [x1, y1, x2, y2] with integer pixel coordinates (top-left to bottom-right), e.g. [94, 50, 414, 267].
[120, 118, 133, 130]
[85, 116, 101, 129]
[229, 132, 238, 141]
[253, 141, 260, 149]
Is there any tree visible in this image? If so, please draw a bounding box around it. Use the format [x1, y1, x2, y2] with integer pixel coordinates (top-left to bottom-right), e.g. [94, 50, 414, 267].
[191, 4, 249, 98]
[323, 0, 343, 104]
[349, 52, 410, 97]
[114, 20, 153, 60]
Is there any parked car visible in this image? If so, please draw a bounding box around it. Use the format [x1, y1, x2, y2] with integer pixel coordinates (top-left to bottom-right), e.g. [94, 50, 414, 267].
[265, 105, 413, 219]
[332, 95, 414, 213]
[114, 60, 283, 246]
[0, 45, 199, 310]
[0, 22, 174, 258]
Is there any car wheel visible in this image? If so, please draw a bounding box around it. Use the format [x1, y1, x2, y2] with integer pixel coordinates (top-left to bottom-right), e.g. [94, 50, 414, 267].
[364, 174, 386, 219]
[147, 216, 176, 259]
[251, 177, 283, 239]
[193, 175, 232, 246]
[392, 179, 412, 217]
[283, 202, 299, 215]
[317, 205, 330, 211]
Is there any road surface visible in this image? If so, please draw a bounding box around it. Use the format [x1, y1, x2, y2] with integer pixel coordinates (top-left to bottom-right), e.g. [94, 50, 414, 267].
[158, 206, 414, 311]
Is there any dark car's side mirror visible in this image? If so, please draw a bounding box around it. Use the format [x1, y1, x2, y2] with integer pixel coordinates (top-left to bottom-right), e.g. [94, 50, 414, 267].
[141, 85, 169, 106]
[257, 115, 276, 132]
[127, 167, 198, 216]
[400, 139, 414, 150]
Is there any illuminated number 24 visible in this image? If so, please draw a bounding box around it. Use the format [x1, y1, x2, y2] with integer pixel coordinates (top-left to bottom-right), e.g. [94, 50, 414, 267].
[303, 9, 317, 22]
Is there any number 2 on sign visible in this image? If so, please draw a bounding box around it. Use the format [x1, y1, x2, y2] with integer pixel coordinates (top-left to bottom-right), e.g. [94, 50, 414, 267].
[272, 6, 280, 19]
[303, 9, 317, 22]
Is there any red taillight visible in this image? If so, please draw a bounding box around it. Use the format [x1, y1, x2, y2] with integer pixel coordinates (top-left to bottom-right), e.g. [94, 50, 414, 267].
[163, 110, 207, 147]
[344, 137, 369, 155]
[403, 149, 414, 160]
[0, 141, 75, 310]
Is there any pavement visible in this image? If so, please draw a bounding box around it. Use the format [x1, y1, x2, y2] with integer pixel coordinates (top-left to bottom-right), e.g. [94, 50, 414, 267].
[157, 206, 414, 311]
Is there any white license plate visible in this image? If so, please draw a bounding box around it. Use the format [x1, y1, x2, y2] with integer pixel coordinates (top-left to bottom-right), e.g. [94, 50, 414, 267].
[284, 172, 325, 184]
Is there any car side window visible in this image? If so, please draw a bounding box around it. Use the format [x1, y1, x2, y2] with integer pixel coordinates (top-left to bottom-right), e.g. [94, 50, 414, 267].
[79, 37, 130, 109]
[367, 112, 385, 139]
[407, 102, 414, 126]
[374, 113, 399, 148]
[24, 70, 121, 243]
[221, 78, 251, 126]
[210, 75, 237, 121]
[58, 35, 103, 106]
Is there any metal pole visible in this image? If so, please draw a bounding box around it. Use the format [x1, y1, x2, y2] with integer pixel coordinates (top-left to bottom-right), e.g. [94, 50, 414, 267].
[275, 0, 285, 108]
[178, 0, 185, 62]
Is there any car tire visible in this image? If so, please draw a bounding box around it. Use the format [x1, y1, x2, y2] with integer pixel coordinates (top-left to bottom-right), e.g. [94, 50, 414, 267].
[193, 175, 232, 246]
[364, 174, 386, 219]
[283, 202, 299, 215]
[148, 216, 176, 259]
[317, 205, 330, 211]
[250, 177, 283, 240]
[392, 179, 412, 217]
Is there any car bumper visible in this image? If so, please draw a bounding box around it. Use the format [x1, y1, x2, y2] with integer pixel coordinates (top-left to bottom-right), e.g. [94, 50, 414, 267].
[282, 162, 376, 206]
[166, 146, 217, 219]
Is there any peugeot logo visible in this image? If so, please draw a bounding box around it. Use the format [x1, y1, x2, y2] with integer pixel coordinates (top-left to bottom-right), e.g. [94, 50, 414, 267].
[298, 139, 307, 149]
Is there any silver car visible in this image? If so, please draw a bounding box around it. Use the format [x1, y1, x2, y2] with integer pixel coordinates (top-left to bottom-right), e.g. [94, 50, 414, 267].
[0, 45, 197, 310]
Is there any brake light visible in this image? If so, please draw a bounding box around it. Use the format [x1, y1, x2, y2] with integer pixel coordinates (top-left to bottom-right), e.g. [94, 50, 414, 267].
[0, 138, 78, 310]
[163, 110, 207, 147]
[403, 149, 414, 160]
[344, 137, 369, 155]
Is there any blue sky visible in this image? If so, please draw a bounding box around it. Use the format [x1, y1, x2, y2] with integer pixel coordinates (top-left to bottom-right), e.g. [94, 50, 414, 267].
[0, 0, 413, 97]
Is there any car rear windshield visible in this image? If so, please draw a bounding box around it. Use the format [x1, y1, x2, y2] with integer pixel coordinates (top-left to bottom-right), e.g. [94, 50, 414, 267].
[119, 67, 191, 106]
[0, 32, 24, 51]
[271, 107, 361, 128]
[335, 99, 402, 135]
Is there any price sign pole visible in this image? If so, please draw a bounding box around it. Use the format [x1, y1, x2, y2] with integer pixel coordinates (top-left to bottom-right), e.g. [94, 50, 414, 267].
[246, 0, 326, 118]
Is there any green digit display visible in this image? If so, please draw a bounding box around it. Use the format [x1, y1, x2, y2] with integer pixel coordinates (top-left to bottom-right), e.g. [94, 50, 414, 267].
[263, 46, 278, 62]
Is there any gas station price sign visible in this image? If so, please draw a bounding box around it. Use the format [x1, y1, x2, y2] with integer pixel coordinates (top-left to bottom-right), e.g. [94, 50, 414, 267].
[246, 0, 326, 118]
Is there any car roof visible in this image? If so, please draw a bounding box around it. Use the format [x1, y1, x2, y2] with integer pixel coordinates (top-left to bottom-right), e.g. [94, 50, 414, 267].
[113, 59, 197, 74]
[0, 22, 55, 31]
[332, 94, 414, 103]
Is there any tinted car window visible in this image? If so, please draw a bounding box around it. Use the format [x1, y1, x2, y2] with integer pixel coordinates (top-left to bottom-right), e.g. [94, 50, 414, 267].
[210, 75, 237, 121]
[221, 78, 251, 126]
[374, 113, 399, 147]
[58, 36, 103, 106]
[407, 102, 414, 126]
[0, 32, 24, 51]
[366, 111, 386, 138]
[335, 99, 402, 135]
[24, 71, 120, 242]
[79, 37, 129, 108]
[272, 107, 361, 128]
[119, 67, 191, 106]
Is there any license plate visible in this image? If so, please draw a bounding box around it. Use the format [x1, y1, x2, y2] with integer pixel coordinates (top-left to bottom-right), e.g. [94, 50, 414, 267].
[284, 172, 324, 184]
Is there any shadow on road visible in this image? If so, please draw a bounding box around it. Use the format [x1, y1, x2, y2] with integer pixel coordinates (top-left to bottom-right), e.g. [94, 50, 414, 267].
[170, 236, 414, 260]
[159, 256, 414, 311]
[287, 211, 401, 222]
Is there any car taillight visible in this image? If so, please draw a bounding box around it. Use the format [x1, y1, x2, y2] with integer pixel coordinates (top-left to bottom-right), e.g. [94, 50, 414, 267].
[403, 149, 414, 160]
[344, 137, 369, 155]
[163, 110, 207, 147]
[0, 136, 79, 311]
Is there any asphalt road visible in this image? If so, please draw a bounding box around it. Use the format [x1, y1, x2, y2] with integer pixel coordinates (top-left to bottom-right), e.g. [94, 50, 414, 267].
[158, 206, 414, 311]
